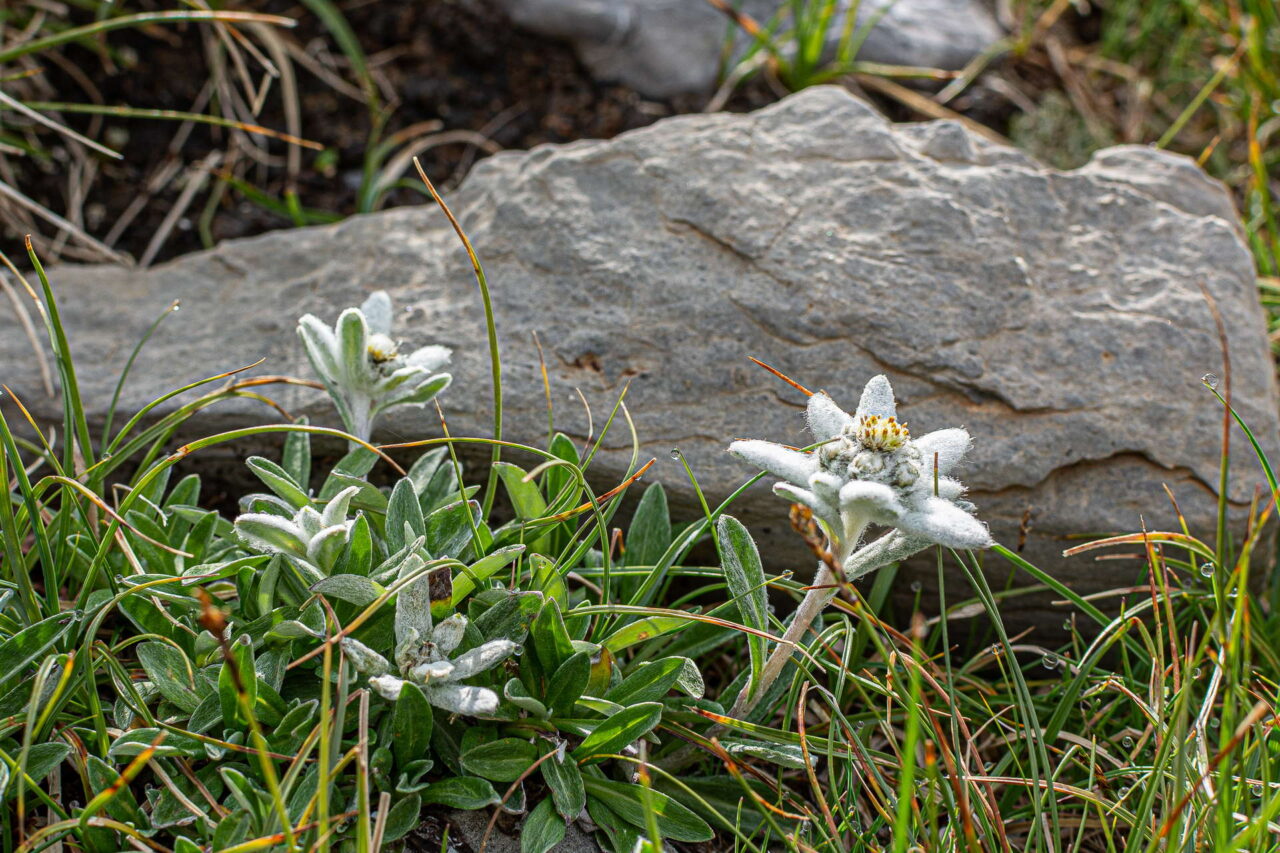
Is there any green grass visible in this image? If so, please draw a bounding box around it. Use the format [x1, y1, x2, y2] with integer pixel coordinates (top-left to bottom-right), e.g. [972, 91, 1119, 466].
[1008, 0, 1279, 308]
[4, 3, 1280, 851]
[6, 203, 1280, 850]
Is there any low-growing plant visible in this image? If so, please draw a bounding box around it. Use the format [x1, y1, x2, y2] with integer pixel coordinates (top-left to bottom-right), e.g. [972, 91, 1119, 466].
[4, 175, 1280, 852]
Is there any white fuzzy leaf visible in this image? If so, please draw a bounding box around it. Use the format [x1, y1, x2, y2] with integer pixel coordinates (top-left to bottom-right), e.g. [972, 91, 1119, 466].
[913, 428, 971, 477]
[806, 392, 853, 441]
[729, 439, 814, 486]
[426, 684, 499, 716]
[445, 640, 517, 681]
[855, 374, 897, 421]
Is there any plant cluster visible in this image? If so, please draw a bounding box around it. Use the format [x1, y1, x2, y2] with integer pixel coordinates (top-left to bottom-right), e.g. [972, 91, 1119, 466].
[3, 203, 1280, 853]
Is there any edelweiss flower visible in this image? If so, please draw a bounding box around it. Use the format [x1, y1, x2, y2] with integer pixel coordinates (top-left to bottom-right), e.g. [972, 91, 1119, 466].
[342, 566, 514, 716]
[297, 291, 452, 441]
[234, 486, 359, 582]
[730, 375, 990, 579]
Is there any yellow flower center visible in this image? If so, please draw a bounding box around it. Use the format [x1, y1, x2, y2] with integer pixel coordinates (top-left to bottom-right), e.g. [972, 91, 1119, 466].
[367, 333, 399, 364]
[855, 414, 909, 452]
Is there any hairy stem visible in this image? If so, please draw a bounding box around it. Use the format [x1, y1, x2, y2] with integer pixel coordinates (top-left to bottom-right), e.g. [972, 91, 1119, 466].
[728, 519, 865, 720]
[728, 562, 837, 719]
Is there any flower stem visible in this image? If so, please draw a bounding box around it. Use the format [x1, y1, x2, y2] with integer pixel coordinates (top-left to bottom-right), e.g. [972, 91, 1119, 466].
[728, 562, 837, 719]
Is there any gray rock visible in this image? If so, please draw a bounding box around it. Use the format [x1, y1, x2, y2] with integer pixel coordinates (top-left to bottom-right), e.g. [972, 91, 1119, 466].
[493, 0, 1003, 98]
[3, 86, 1276, 632]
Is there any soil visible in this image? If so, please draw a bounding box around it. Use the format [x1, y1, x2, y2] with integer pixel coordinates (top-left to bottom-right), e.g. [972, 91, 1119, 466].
[4, 0, 1087, 268]
[3, 0, 778, 265]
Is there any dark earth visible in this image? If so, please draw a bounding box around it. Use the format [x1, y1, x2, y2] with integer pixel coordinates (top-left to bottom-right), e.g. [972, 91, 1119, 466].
[2, 0, 1091, 267]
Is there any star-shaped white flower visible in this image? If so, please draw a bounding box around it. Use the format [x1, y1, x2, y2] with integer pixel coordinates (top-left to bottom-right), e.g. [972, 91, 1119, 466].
[298, 291, 452, 441]
[341, 565, 514, 716]
[234, 485, 359, 582]
[730, 375, 990, 579]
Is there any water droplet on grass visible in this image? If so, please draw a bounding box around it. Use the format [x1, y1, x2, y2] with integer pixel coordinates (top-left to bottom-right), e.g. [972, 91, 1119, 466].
[1042, 654, 1059, 670]
[1202, 373, 1219, 389]
[1200, 562, 1215, 578]
[669, 448, 681, 460]
[910, 580, 922, 592]
[1122, 736, 1135, 749]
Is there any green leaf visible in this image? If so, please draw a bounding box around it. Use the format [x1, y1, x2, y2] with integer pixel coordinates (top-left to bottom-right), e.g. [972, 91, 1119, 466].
[448, 544, 526, 609]
[233, 515, 305, 558]
[674, 657, 705, 698]
[311, 573, 385, 606]
[493, 461, 549, 520]
[426, 499, 480, 560]
[531, 554, 567, 610]
[180, 555, 269, 585]
[382, 793, 422, 843]
[570, 702, 661, 764]
[221, 766, 269, 823]
[108, 729, 204, 759]
[85, 755, 143, 823]
[521, 796, 567, 853]
[540, 747, 585, 820]
[407, 447, 449, 495]
[282, 417, 312, 490]
[5, 743, 70, 799]
[717, 515, 768, 692]
[601, 615, 686, 654]
[136, 642, 200, 713]
[386, 478, 425, 553]
[587, 797, 641, 853]
[627, 483, 671, 567]
[582, 778, 713, 842]
[0, 611, 78, 689]
[219, 635, 257, 730]
[319, 446, 378, 500]
[544, 652, 590, 717]
[420, 776, 500, 810]
[212, 810, 251, 850]
[392, 683, 433, 767]
[720, 738, 815, 769]
[532, 600, 575, 673]
[246, 456, 311, 509]
[334, 513, 373, 576]
[460, 738, 537, 783]
[473, 591, 541, 644]
[543, 433, 582, 513]
[605, 657, 683, 706]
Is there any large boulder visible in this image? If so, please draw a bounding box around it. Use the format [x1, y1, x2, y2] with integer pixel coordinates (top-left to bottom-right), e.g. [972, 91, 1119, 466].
[3, 86, 1276, 630]
[493, 0, 1003, 98]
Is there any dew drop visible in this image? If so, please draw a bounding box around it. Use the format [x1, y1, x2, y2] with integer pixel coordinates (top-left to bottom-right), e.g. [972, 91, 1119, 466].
[669, 448, 681, 460]
[1202, 373, 1219, 389]
[1062, 619, 1072, 631]
[909, 580, 922, 592]
[1211, 718, 1221, 728]
[171, 303, 181, 312]
[1042, 653, 1059, 670]
[1252, 784, 1264, 797]
[1121, 736, 1135, 749]
[1193, 668, 1202, 679]
[1199, 562, 1215, 578]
